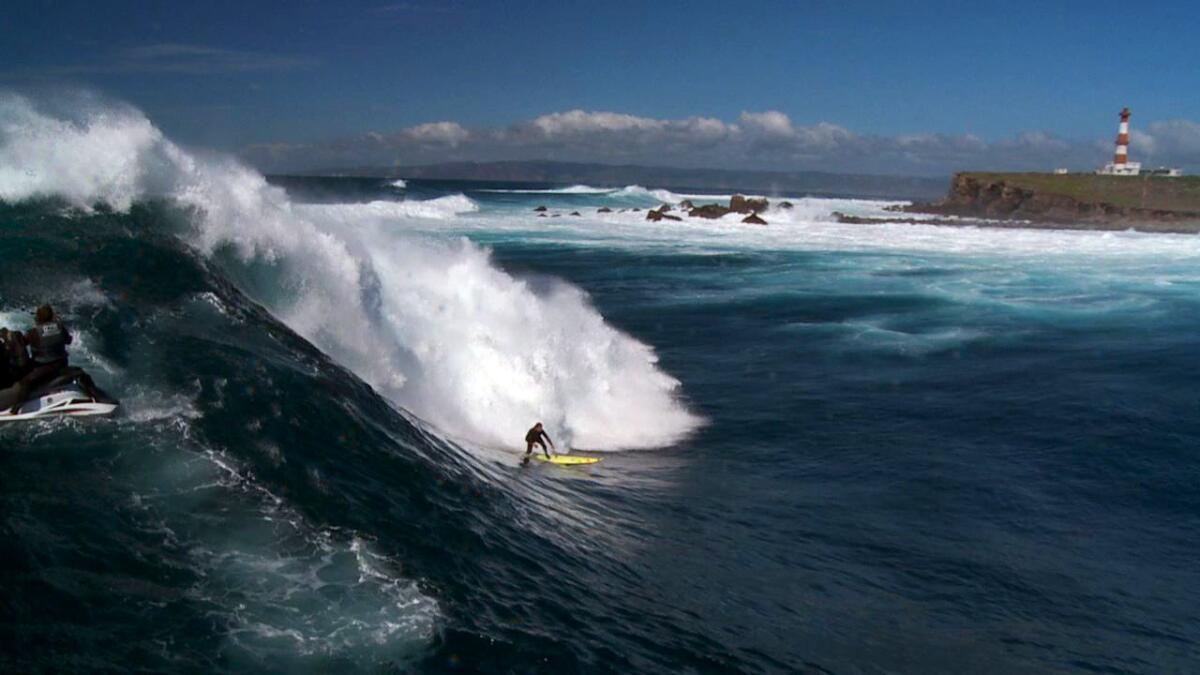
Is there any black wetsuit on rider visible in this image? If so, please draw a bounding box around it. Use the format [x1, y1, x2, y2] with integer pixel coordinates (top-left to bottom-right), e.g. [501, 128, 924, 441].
[0, 328, 30, 390]
[523, 422, 555, 462]
[8, 305, 99, 413]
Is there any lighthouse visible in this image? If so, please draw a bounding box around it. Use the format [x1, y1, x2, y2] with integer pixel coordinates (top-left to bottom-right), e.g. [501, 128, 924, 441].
[1098, 107, 1142, 175]
[1114, 107, 1131, 167]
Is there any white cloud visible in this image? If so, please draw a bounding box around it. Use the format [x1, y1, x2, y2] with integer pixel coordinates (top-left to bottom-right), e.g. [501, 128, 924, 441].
[1129, 129, 1156, 157]
[240, 108, 1200, 176]
[398, 121, 470, 146]
[738, 110, 795, 137]
[795, 122, 856, 150]
[1003, 131, 1069, 152]
[531, 110, 664, 136]
[680, 116, 731, 141]
[1141, 120, 1200, 159]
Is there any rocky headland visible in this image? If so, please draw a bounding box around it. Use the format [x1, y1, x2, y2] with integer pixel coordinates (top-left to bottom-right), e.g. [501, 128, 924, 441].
[904, 172, 1200, 233]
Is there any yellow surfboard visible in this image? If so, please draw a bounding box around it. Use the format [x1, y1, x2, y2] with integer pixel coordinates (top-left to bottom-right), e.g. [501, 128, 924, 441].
[533, 454, 601, 465]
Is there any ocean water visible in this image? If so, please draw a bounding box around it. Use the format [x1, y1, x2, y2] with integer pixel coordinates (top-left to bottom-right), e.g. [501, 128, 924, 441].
[1, 93, 1198, 674]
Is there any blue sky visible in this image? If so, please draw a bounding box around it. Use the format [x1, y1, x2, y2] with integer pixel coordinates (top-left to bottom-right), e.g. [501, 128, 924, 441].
[3, 0, 1198, 174]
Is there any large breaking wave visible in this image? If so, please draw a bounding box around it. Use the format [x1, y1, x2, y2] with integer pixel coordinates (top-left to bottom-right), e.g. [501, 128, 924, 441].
[0, 92, 700, 450]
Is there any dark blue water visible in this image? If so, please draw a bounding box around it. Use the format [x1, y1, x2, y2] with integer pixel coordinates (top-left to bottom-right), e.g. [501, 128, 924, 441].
[484, 238, 1200, 674]
[2, 167, 1198, 674]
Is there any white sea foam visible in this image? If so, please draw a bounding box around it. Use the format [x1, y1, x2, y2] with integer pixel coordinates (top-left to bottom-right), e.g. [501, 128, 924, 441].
[299, 194, 478, 221]
[119, 384, 203, 424]
[131, 434, 439, 664]
[477, 184, 614, 194]
[0, 91, 701, 450]
[610, 184, 680, 203]
[390, 178, 407, 188]
[424, 193, 1200, 266]
[609, 184, 784, 205]
[0, 94, 169, 209]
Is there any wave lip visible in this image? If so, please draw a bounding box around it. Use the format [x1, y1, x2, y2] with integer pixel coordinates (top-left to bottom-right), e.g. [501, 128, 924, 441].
[360, 236, 702, 449]
[0, 94, 169, 209]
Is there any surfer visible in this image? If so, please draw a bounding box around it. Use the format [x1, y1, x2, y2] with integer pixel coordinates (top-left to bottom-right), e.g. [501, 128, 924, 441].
[522, 422, 556, 464]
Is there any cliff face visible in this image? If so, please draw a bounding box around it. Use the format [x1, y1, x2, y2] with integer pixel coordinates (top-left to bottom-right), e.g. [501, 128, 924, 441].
[909, 173, 1200, 231]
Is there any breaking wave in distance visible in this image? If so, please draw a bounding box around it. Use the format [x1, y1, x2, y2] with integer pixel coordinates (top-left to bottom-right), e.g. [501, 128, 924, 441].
[476, 184, 615, 194]
[299, 194, 479, 220]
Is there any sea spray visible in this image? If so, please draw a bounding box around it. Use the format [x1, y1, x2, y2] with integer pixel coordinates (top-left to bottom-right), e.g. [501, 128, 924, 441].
[0, 91, 701, 449]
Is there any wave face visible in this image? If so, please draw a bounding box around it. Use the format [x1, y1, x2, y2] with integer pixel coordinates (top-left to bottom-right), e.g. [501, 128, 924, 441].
[0, 93, 698, 451]
[0, 198, 450, 671]
[0, 93, 710, 674]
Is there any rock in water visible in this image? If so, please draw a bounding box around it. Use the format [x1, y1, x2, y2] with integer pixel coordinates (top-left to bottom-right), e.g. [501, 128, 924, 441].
[534, 205, 547, 212]
[647, 210, 681, 222]
[597, 207, 613, 213]
[742, 213, 767, 225]
[688, 204, 731, 219]
[730, 194, 769, 214]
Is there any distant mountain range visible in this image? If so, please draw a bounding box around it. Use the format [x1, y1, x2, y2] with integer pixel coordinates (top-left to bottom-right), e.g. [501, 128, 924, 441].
[313, 160, 948, 200]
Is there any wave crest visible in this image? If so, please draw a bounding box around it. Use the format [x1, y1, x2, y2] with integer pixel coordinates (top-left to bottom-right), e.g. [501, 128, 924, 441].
[0, 91, 700, 450]
[477, 184, 614, 194]
[299, 194, 479, 221]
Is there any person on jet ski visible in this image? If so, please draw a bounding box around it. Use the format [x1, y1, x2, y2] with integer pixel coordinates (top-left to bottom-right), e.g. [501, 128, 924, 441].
[9, 305, 99, 413]
[25, 304, 72, 374]
[0, 327, 30, 389]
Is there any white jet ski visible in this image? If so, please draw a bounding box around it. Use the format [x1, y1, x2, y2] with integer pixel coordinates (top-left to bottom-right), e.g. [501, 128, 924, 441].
[0, 368, 118, 423]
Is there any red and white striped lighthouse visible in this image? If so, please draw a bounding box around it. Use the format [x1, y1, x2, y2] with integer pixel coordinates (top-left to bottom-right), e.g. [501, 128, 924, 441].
[1113, 107, 1131, 166]
[1099, 107, 1141, 175]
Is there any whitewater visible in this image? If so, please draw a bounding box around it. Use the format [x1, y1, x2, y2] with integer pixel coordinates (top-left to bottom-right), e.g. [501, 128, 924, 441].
[3, 91, 1199, 675]
[0, 92, 699, 451]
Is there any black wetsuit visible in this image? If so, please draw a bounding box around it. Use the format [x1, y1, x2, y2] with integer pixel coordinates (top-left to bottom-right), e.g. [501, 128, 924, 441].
[0, 332, 30, 410]
[524, 426, 552, 458]
[24, 320, 71, 382]
[9, 320, 72, 412]
[0, 331, 30, 389]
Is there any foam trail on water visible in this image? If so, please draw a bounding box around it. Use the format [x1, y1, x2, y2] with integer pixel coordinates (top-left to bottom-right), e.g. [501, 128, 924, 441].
[0, 92, 701, 450]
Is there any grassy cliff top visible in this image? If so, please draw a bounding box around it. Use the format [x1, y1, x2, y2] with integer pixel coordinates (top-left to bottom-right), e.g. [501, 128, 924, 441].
[962, 172, 1200, 212]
